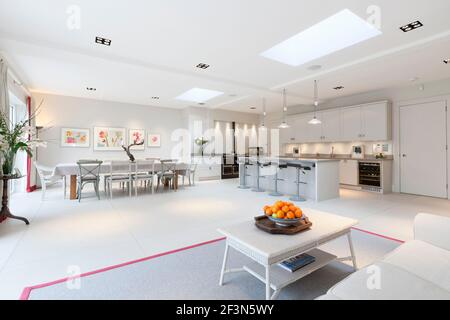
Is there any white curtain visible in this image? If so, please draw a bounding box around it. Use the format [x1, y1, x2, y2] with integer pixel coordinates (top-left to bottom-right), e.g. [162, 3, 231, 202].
[0, 59, 8, 120]
[0, 59, 9, 195]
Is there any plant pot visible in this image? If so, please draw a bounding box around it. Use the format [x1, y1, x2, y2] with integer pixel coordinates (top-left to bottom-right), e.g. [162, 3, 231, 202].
[2, 151, 16, 176]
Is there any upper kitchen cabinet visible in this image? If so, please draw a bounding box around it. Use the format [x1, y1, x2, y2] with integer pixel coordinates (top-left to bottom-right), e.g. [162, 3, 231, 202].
[361, 102, 392, 141]
[320, 109, 341, 142]
[279, 120, 296, 144]
[341, 106, 362, 141]
[341, 101, 391, 142]
[294, 115, 311, 143]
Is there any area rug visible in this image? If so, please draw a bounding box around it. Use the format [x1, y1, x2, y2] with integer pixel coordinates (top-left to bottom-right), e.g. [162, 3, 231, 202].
[22, 229, 402, 300]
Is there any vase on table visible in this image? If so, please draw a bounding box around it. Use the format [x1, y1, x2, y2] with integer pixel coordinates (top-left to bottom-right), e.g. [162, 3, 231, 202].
[1, 149, 16, 177]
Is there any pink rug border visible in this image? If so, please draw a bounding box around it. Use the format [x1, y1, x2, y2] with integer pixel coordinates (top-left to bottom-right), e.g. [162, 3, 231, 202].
[19, 227, 404, 300]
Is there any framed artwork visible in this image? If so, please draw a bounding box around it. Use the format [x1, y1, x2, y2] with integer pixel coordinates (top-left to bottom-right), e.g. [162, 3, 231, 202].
[129, 129, 145, 150]
[61, 128, 90, 148]
[93, 127, 126, 151]
[147, 133, 161, 147]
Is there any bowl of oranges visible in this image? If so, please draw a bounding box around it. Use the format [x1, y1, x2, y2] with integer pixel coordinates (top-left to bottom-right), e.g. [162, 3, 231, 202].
[263, 201, 305, 227]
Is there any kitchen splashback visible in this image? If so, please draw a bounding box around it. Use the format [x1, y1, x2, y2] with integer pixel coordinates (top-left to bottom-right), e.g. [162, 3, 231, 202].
[285, 141, 393, 156]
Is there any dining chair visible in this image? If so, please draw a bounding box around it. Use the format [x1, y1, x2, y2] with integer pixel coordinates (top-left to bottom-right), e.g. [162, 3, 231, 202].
[178, 162, 197, 186]
[34, 162, 66, 200]
[104, 160, 134, 199]
[133, 159, 156, 196]
[76, 160, 103, 202]
[156, 161, 177, 191]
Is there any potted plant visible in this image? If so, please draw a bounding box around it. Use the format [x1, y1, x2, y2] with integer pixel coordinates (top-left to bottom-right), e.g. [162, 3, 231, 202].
[194, 137, 209, 157]
[0, 104, 46, 177]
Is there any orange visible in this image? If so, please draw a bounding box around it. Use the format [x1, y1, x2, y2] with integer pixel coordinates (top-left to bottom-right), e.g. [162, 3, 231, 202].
[287, 212, 295, 219]
[275, 201, 284, 207]
[288, 205, 296, 212]
[263, 205, 271, 211]
[271, 206, 278, 214]
[295, 209, 303, 218]
[265, 208, 273, 216]
[282, 206, 290, 213]
[277, 211, 285, 219]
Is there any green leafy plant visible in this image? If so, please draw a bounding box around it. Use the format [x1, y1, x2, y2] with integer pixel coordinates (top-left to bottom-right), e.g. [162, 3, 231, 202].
[194, 137, 209, 156]
[0, 100, 46, 176]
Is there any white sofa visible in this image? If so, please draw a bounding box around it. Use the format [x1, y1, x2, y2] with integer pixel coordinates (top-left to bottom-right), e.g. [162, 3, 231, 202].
[318, 213, 450, 300]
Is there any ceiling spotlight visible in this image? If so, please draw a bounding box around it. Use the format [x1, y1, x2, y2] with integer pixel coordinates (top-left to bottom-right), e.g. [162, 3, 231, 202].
[250, 106, 256, 110]
[307, 65, 322, 71]
[333, 86, 345, 90]
[198, 102, 206, 106]
[151, 96, 160, 100]
[444, 59, 449, 64]
[86, 87, 97, 91]
[95, 36, 112, 46]
[399, 21, 423, 33]
[196, 63, 210, 69]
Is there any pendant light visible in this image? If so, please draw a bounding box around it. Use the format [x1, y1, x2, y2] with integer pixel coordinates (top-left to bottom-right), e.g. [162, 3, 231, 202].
[259, 98, 267, 129]
[279, 89, 290, 129]
[309, 80, 322, 125]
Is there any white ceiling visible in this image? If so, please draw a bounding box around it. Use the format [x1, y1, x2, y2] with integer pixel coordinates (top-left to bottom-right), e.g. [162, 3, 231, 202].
[0, 0, 449, 114]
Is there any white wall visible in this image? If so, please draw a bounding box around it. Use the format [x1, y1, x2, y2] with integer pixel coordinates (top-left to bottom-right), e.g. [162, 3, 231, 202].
[34, 93, 185, 166]
[34, 93, 261, 167]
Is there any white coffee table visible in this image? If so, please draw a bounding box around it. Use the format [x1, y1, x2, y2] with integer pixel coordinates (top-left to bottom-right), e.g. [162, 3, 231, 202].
[217, 209, 358, 300]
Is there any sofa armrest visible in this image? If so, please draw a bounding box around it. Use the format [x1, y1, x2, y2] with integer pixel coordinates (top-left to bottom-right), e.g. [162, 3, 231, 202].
[414, 213, 450, 251]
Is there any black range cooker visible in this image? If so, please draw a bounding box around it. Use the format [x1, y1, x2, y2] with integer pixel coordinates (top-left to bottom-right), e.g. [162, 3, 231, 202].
[221, 154, 239, 179]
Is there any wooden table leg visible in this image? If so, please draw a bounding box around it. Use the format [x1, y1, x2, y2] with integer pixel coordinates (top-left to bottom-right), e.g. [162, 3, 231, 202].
[174, 171, 179, 190]
[69, 175, 77, 200]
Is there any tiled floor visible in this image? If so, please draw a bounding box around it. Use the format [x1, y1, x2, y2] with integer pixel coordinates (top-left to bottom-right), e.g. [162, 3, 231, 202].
[1, 179, 450, 299]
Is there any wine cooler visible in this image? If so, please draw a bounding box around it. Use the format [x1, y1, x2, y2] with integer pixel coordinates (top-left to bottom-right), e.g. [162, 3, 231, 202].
[359, 162, 381, 188]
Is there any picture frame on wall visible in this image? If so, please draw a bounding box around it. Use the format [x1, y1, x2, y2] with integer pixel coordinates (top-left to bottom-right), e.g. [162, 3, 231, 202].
[61, 128, 90, 148]
[129, 129, 145, 150]
[93, 127, 126, 151]
[147, 133, 161, 148]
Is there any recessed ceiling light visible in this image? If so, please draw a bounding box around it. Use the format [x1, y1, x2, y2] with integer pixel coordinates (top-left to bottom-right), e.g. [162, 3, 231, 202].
[196, 63, 210, 69]
[198, 102, 206, 106]
[400, 21, 423, 33]
[229, 94, 238, 97]
[86, 87, 97, 91]
[176, 88, 224, 103]
[151, 96, 160, 100]
[260, 9, 382, 66]
[95, 36, 111, 46]
[250, 106, 257, 110]
[307, 65, 322, 71]
[333, 86, 345, 90]
[444, 59, 449, 64]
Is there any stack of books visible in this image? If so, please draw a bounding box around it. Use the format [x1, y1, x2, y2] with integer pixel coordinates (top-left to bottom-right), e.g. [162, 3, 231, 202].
[279, 253, 316, 272]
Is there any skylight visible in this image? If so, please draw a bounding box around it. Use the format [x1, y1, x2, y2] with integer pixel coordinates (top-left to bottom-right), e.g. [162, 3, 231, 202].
[260, 9, 382, 66]
[176, 88, 224, 103]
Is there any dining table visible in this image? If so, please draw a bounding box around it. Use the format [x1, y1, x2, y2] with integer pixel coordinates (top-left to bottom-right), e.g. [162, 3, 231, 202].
[53, 161, 190, 200]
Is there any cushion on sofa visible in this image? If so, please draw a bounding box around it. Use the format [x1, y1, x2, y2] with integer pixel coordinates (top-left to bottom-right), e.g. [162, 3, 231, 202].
[327, 261, 450, 300]
[382, 240, 450, 292]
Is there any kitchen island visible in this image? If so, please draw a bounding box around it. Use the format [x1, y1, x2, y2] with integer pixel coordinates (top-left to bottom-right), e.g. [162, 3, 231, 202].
[238, 157, 340, 201]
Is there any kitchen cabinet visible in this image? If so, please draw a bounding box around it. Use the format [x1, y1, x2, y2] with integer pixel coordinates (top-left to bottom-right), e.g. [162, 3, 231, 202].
[279, 123, 296, 144]
[294, 116, 311, 143]
[279, 100, 391, 145]
[321, 109, 341, 141]
[193, 156, 221, 181]
[361, 102, 391, 141]
[340, 101, 391, 142]
[339, 160, 359, 185]
[341, 106, 362, 141]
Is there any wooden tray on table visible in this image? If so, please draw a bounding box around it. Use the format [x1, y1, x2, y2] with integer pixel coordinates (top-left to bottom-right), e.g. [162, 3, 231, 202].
[254, 215, 312, 235]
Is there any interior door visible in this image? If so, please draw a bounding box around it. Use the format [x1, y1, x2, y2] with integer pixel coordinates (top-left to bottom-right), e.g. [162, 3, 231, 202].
[400, 101, 447, 198]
